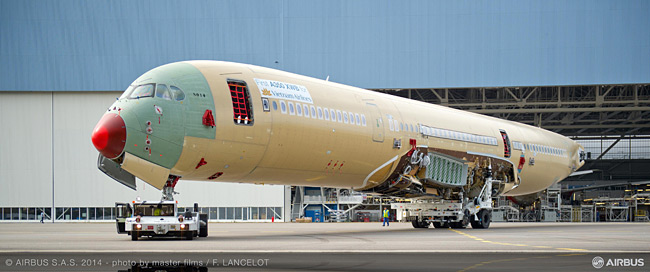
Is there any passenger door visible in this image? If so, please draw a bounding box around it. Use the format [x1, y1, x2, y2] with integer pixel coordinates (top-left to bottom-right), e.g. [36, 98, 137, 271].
[499, 129, 512, 158]
[365, 103, 385, 142]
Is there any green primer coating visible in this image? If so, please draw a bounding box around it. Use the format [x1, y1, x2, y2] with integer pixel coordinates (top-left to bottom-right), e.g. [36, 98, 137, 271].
[108, 62, 215, 169]
[425, 153, 468, 186]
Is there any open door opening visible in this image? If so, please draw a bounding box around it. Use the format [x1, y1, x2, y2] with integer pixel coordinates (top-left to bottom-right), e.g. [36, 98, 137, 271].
[500, 129, 512, 158]
[115, 202, 132, 234]
[98, 154, 136, 190]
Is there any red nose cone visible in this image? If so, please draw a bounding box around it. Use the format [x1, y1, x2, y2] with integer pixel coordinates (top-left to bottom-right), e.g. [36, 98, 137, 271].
[92, 113, 126, 159]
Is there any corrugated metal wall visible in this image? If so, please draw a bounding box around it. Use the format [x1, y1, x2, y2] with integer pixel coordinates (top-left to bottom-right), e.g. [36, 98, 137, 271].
[1, 0, 648, 91]
[0, 92, 285, 208]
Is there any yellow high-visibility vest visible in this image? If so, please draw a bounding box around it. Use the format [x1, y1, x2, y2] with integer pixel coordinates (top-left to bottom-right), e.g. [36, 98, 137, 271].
[383, 210, 389, 218]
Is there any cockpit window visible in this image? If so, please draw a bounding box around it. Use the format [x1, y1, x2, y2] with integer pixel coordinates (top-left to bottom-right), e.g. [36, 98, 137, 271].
[155, 84, 172, 101]
[129, 84, 155, 99]
[119, 85, 135, 100]
[170, 86, 185, 101]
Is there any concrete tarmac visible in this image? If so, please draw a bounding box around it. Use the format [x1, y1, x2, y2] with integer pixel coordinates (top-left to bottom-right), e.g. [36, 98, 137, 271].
[0, 222, 649, 271]
[1, 222, 649, 252]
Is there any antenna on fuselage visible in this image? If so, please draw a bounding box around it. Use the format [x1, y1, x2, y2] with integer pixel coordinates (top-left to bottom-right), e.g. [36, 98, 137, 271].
[325, 76, 330, 81]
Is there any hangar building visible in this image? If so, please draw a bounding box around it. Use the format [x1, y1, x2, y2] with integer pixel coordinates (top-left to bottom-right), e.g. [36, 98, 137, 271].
[1, 0, 648, 222]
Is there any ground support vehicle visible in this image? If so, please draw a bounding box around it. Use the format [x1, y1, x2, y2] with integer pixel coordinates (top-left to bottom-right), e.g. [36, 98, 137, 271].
[392, 177, 496, 229]
[116, 201, 208, 240]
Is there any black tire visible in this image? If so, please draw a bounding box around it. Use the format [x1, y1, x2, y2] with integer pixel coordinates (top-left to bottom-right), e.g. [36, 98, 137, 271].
[199, 214, 208, 237]
[131, 232, 138, 241]
[411, 220, 429, 228]
[471, 209, 491, 229]
[185, 231, 193, 240]
[470, 214, 480, 228]
[481, 210, 492, 229]
[432, 222, 449, 228]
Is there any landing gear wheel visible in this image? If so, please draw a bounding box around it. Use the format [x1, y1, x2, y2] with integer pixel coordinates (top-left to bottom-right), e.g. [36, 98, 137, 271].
[185, 231, 193, 240]
[131, 232, 138, 241]
[471, 209, 491, 229]
[432, 222, 449, 228]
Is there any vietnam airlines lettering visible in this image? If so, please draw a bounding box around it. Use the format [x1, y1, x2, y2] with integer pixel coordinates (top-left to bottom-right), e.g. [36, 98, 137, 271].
[254, 78, 313, 104]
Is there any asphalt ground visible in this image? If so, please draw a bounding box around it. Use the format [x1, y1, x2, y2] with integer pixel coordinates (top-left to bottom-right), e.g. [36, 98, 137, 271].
[0, 222, 648, 271]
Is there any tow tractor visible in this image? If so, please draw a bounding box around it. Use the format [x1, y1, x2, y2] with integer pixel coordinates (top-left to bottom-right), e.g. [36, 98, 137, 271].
[113, 175, 208, 240]
[116, 201, 208, 240]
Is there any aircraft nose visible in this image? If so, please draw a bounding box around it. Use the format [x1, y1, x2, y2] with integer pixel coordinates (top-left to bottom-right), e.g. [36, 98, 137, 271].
[92, 113, 127, 159]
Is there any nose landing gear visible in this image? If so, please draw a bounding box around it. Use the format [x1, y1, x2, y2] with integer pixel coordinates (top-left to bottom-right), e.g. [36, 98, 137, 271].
[162, 175, 181, 201]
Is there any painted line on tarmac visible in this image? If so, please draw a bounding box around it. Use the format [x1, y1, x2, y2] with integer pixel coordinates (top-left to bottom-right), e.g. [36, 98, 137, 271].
[556, 253, 589, 257]
[555, 247, 589, 251]
[449, 229, 588, 252]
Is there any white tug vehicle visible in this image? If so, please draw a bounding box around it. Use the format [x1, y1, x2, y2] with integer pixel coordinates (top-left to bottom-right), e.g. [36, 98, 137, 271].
[116, 200, 208, 241]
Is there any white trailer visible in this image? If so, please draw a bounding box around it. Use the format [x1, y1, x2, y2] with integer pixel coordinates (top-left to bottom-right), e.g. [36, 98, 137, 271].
[116, 201, 208, 240]
[392, 178, 495, 229]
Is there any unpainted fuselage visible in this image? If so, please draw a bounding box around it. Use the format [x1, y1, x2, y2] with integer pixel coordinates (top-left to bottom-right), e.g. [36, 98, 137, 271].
[93, 61, 584, 197]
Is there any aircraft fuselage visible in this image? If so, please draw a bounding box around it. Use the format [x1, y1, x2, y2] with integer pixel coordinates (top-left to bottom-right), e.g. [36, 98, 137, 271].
[92, 61, 584, 197]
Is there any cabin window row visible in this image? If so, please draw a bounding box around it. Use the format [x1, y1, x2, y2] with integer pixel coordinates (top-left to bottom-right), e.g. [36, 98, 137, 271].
[419, 125, 499, 146]
[524, 143, 568, 158]
[387, 117, 421, 134]
[272, 100, 367, 127]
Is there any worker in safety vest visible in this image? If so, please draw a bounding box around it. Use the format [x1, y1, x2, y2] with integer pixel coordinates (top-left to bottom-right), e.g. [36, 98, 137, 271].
[154, 204, 162, 216]
[382, 207, 390, 227]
